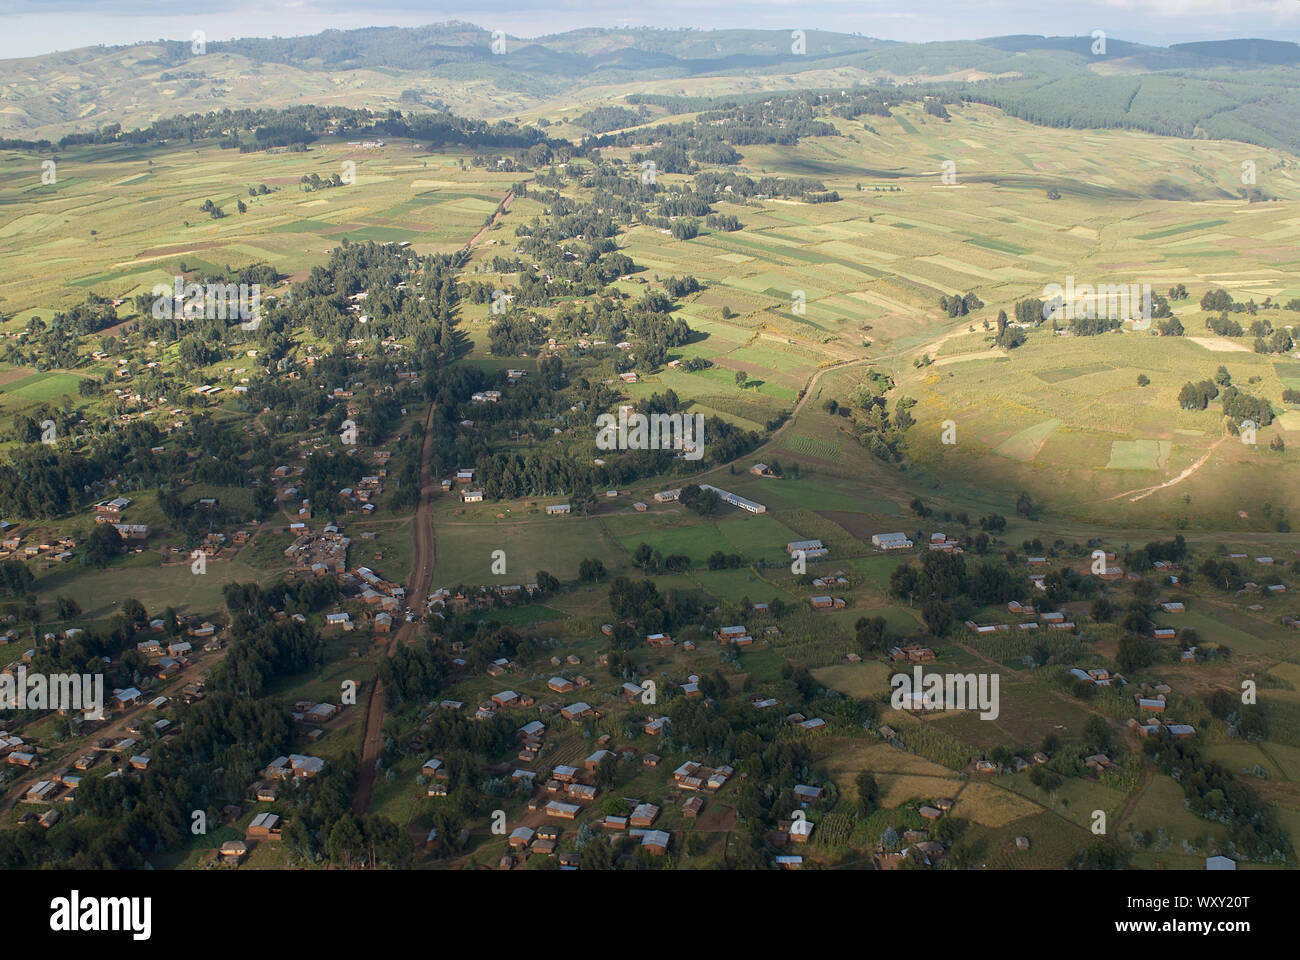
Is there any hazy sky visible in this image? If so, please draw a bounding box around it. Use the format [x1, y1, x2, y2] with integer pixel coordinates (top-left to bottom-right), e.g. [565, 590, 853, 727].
[2, 0, 1299, 60]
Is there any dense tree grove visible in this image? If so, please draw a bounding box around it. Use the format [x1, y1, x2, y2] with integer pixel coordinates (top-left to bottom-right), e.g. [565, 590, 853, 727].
[1153, 739, 1290, 862]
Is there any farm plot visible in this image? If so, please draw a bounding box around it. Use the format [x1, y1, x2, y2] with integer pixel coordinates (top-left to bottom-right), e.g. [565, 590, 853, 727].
[995, 418, 1062, 462]
[1105, 439, 1172, 471]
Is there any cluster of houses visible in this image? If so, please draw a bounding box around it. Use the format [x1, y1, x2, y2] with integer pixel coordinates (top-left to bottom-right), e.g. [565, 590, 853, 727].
[441, 467, 493, 504]
[93, 497, 132, 519]
[889, 643, 936, 662]
[549, 673, 592, 695]
[423, 756, 450, 796]
[515, 719, 547, 766]
[271, 463, 305, 484]
[538, 756, 606, 809]
[812, 573, 849, 589]
[251, 754, 327, 801]
[713, 624, 753, 647]
[180, 529, 249, 564]
[873, 825, 950, 869]
[346, 564, 406, 618]
[594, 804, 671, 855]
[0, 529, 80, 563]
[427, 582, 546, 615]
[1067, 667, 1124, 687]
[873, 823, 951, 867]
[22, 768, 82, 817]
[672, 759, 735, 793]
[290, 700, 341, 740]
[1083, 753, 1118, 773]
[966, 602, 1076, 634]
[1227, 552, 1283, 567]
[134, 631, 201, 680]
[927, 532, 962, 552]
[18, 686, 196, 800]
[265, 754, 326, 780]
[499, 824, 581, 868]
[677, 674, 714, 698]
[497, 724, 679, 860]
[3, 731, 41, 772]
[482, 689, 538, 719]
[444, 467, 476, 491]
[599, 798, 659, 830]
[1234, 580, 1287, 598]
[337, 473, 383, 515]
[284, 524, 350, 576]
[83, 493, 147, 543]
[975, 753, 1049, 775]
[1130, 716, 1196, 739]
[786, 712, 827, 732]
[559, 701, 597, 722]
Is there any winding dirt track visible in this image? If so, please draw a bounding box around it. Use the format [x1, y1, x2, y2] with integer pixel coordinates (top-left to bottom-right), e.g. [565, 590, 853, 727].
[693, 356, 873, 483]
[1103, 437, 1228, 503]
[351, 401, 438, 815]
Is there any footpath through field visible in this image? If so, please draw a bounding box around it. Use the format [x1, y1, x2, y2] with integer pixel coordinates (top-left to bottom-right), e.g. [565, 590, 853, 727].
[464, 182, 531, 251]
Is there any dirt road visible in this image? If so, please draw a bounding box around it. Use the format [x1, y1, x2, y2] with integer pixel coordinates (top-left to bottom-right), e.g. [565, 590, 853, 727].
[464, 184, 528, 251]
[351, 400, 439, 815]
[1104, 437, 1228, 503]
[0, 648, 226, 825]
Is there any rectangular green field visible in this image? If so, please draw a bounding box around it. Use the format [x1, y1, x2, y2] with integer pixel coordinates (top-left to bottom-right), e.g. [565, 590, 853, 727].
[691, 567, 791, 603]
[612, 512, 800, 566]
[0, 371, 83, 405]
[1136, 220, 1229, 241]
[432, 517, 627, 584]
[1105, 439, 1171, 470]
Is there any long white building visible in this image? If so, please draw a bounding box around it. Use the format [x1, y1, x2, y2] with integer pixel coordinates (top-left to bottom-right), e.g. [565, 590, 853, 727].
[872, 532, 913, 550]
[699, 484, 765, 514]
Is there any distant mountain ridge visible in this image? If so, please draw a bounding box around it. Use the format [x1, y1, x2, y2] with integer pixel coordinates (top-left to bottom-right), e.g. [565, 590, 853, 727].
[1170, 38, 1300, 65]
[0, 24, 1297, 155]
